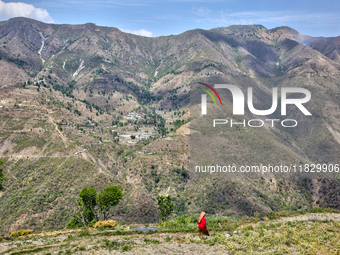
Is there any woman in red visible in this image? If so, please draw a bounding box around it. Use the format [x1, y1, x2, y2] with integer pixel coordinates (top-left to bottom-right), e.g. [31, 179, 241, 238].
[198, 211, 210, 236]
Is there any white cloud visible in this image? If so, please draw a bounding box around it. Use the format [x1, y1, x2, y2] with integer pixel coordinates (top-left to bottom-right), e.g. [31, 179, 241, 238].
[0, 0, 54, 23]
[192, 7, 211, 17]
[192, 9, 338, 27]
[120, 28, 153, 37]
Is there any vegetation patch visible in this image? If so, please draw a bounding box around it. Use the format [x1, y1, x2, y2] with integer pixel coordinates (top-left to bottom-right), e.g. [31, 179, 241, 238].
[10, 229, 33, 236]
[93, 220, 117, 230]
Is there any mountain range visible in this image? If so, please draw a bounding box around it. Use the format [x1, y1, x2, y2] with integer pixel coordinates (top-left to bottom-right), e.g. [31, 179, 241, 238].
[0, 17, 340, 234]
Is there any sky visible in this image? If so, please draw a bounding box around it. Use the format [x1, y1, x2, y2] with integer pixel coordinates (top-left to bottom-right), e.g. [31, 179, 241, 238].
[0, 0, 339, 37]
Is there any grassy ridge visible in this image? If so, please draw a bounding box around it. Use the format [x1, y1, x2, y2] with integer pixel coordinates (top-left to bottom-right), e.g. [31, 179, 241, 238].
[1, 211, 340, 254]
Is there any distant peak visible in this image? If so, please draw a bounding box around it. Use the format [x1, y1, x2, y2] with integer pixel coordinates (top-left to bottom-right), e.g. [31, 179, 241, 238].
[226, 24, 267, 32]
[269, 26, 301, 36]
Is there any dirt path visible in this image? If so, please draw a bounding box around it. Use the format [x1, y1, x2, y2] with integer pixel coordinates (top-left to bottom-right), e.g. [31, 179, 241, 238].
[48, 113, 68, 148]
[40, 135, 57, 154]
[7, 166, 17, 180]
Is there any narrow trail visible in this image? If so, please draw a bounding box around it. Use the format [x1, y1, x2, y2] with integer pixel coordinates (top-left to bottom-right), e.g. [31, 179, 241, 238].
[2, 156, 18, 180]
[0, 155, 72, 159]
[79, 142, 112, 175]
[82, 151, 111, 176]
[7, 166, 17, 180]
[40, 135, 57, 154]
[1, 108, 115, 176]
[56, 157, 69, 171]
[48, 113, 68, 148]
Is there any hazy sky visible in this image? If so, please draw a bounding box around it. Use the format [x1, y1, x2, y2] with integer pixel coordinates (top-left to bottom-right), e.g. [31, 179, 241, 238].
[0, 0, 339, 37]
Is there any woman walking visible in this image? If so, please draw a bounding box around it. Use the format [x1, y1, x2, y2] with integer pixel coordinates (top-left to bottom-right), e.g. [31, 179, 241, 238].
[198, 212, 210, 236]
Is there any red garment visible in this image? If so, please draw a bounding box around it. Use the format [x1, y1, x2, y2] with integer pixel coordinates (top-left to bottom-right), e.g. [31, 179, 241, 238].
[198, 217, 206, 230]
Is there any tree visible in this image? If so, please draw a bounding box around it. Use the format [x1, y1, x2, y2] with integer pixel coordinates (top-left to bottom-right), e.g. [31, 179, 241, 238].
[157, 126, 169, 137]
[157, 195, 174, 221]
[70, 187, 96, 228]
[0, 159, 5, 191]
[70, 185, 123, 228]
[101, 186, 123, 220]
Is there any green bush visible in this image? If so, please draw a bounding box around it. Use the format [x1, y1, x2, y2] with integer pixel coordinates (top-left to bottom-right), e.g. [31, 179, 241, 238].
[103, 238, 121, 250]
[89, 219, 97, 228]
[144, 238, 161, 244]
[122, 245, 131, 252]
[77, 229, 90, 237]
[66, 215, 83, 229]
[310, 207, 339, 213]
[310, 207, 327, 213]
[157, 195, 174, 221]
[267, 210, 306, 220]
[186, 223, 197, 231]
[0, 159, 5, 191]
[242, 225, 254, 231]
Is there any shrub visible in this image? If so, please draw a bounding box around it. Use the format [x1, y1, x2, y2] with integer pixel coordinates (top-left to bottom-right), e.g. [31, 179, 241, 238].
[74, 109, 82, 116]
[0, 159, 5, 191]
[66, 215, 83, 229]
[144, 238, 161, 244]
[205, 232, 227, 246]
[122, 245, 131, 252]
[89, 219, 97, 228]
[103, 238, 121, 250]
[186, 223, 197, 231]
[157, 195, 174, 221]
[310, 207, 339, 213]
[94, 220, 117, 229]
[267, 210, 306, 220]
[77, 229, 90, 237]
[10, 229, 33, 236]
[242, 225, 254, 231]
[310, 207, 326, 213]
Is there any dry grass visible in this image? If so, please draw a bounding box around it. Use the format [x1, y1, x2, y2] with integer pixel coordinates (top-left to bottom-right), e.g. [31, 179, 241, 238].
[1, 213, 340, 254]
